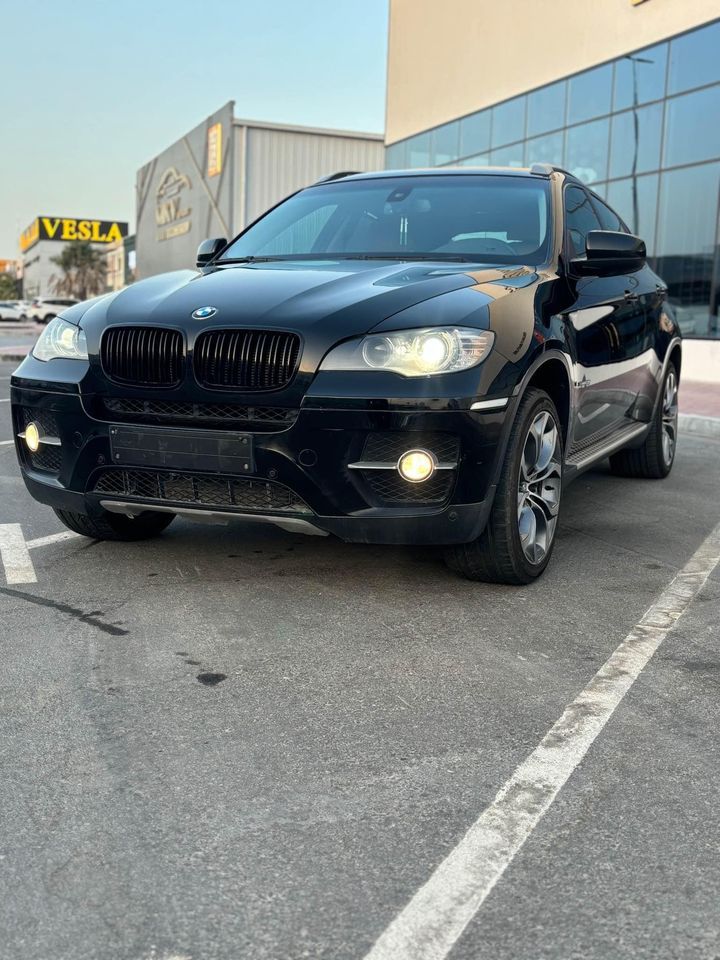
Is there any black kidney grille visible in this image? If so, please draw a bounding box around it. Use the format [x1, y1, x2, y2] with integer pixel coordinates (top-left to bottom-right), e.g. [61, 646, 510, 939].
[101, 327, 184, 386]
[194, 330, 300, 390]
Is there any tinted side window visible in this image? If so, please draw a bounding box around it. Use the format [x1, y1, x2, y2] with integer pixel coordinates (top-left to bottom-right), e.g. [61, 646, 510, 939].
[564, 184, 601, 257]
[590, 195, 626, 233]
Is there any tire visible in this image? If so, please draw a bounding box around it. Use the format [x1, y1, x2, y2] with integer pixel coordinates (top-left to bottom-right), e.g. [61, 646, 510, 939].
[41, 313, 56, 325]
[53, 507, 175, 542]
[609, 363, 678, 479]
[445, 388, 563, 584]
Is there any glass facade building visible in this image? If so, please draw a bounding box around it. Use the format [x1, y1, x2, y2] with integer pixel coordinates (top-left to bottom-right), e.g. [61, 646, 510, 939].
[385, 19, 720, 340]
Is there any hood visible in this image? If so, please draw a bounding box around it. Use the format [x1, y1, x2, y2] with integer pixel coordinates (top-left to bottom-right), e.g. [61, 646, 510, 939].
[73, 259, 542, 402]
[76, 259, 538, 342]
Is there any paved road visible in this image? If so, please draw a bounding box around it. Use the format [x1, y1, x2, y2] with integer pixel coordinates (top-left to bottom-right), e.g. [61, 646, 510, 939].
[1, 358, 719, 960]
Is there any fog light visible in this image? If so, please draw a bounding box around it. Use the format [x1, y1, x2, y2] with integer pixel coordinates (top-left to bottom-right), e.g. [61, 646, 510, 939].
[397, 449, 436, 483]
[24, 422, 41, 453]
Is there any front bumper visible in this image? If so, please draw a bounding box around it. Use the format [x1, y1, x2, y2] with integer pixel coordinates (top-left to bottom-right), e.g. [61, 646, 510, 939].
[10, 360, 512, 546]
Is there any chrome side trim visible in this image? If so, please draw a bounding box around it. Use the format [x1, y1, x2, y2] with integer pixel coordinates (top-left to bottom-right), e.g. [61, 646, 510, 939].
[99, 500, 328, 536]
[470, 397, 509, 411]
[348, 460, 456, 471]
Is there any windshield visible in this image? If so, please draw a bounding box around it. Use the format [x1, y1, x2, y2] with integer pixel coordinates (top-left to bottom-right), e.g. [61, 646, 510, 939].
[220, 174, 552, 265]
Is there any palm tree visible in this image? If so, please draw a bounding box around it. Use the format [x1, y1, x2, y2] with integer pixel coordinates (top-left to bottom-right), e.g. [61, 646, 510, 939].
[50, 242, 107, 300]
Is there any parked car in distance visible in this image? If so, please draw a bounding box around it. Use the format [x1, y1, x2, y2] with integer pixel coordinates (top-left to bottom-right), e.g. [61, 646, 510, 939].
[29, 297, 79, 324]
[10, 165, 681, 583]
[0, 299, 32, 320]
[0, 301, 23, 321]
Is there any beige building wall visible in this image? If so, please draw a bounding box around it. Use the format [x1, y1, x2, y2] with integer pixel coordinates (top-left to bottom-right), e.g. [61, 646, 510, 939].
[386, 0, 720, 143]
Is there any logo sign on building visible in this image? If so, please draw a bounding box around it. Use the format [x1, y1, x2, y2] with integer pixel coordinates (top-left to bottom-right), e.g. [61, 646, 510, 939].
[207, 122, 223, 177]
[20, 217, 129, 253]
[155, 167, 193, 242]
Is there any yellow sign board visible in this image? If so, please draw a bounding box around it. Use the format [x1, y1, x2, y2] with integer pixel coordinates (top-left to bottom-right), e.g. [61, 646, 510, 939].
[207, 122, 223, 177]
[20, 216, 128, 253]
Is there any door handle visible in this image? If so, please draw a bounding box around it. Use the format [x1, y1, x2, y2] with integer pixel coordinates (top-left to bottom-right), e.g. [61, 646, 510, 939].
[624, 290, 640, 303]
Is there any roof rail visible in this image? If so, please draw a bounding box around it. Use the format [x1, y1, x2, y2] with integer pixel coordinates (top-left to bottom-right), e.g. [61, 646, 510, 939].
[529, 163, 584, 184]
[313, 170, 361, 184]
[529, 162, 554, 177]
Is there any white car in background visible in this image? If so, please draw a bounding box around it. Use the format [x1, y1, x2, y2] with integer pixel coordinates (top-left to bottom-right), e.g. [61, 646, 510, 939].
[0, 301, 23, 321]
[29, 297, 80, 324]
[12, 299, 33, 319]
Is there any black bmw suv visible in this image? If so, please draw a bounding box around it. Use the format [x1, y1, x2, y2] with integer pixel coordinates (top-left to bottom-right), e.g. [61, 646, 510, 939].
[11, 165, 681, 583]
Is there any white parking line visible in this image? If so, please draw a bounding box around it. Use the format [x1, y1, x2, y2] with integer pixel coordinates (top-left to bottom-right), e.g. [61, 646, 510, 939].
[0, 398, 10, 403]
[0, 440, 14, 446]
[26, 530, 81, 550]
[0, 524, 37, 584]
[363, 519, 720, 960]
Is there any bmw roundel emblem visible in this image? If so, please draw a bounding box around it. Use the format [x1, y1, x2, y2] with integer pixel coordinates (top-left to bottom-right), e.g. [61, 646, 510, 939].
[192, 306, 217, 320]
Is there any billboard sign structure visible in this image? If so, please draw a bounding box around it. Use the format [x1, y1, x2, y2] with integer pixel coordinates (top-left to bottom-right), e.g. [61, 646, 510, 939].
[20, 217, 128, 253]
[135, 101, 235, 278]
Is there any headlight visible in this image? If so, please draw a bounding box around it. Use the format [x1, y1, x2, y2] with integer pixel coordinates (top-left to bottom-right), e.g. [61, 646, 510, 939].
[33, 317, 88, 362]
[320, 327, 494, 377]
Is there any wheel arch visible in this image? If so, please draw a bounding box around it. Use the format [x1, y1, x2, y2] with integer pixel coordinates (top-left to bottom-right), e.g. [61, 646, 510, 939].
[511, 348, 573, 446]
[485, 347, 573, 495]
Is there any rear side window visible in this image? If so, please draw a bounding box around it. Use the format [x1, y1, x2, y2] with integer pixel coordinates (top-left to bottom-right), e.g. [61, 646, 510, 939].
[564, 184, 601, 257]
[590, 195, 626, 233]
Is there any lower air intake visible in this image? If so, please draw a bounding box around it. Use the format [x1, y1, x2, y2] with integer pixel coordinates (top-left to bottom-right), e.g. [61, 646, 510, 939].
[90, 469, 310, 514]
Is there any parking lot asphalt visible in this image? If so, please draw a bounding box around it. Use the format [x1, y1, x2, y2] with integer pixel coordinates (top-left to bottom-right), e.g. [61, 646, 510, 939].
[1, 357, 719, 960]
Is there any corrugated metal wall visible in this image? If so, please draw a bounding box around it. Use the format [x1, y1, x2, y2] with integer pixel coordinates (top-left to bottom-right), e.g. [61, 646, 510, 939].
[242, 127, 384, 226]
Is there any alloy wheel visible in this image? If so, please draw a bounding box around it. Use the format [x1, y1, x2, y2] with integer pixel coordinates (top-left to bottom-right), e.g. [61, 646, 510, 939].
[661, 368, 678, 467]
[517, 411, 562, 564]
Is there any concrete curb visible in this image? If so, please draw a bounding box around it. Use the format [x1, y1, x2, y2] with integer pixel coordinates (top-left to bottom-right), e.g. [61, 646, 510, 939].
[680, 413, 720, 440]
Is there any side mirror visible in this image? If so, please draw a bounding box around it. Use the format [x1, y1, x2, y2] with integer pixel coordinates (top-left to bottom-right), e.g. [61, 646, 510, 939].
[196, 237, 227, 268]
[571, 230, 646, 276]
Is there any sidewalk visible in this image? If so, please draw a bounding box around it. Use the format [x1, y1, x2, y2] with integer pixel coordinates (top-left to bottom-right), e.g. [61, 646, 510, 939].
[0, 344, 31, 362]
[679, 380, 720, 438]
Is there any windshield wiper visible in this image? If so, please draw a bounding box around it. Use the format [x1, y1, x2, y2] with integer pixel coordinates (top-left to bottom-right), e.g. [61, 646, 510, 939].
[217, 253, 480, 265]
[348, 254, 477, 263]
[217, 256, 287, 264]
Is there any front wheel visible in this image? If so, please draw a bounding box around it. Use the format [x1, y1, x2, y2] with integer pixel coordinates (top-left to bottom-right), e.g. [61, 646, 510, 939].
[445, 388, 563, 584]
[53, 507, 175, 541]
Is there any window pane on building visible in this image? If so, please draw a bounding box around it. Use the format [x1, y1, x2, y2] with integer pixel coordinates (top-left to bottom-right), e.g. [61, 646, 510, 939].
[460, 153, 490, 167]
[668, 20, 720, 95]
[613, 44, 668, 112]
[491, 96, 526, 147]
[527, 81, 567, 137]
[490, 143, 525, 167]
[432, 120, 460, 165]
[526, 131, 564, 167]
[385, 140, 408, 169]
[568, 63, 613, 125]
[460, 111, 491, 159]
[663, 85, 720, 168]
[407, 132, 431, 167]
[655, 162, 720, 338]
[609, 102, 663, 179]
[566, 118, 609, 183]
[606, 175, 659, 254]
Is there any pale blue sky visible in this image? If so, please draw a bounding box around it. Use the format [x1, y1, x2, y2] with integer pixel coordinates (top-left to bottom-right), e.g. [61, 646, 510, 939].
[2, 0, 389, 254]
